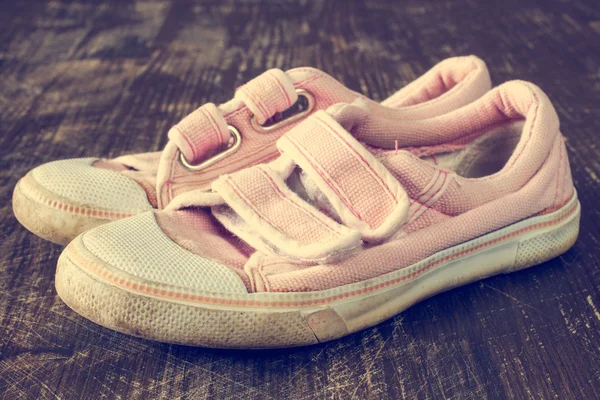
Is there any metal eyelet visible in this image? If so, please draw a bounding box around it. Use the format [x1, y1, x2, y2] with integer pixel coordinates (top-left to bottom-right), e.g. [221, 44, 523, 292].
[250, 89, 316, 133]
[178, 125, 242, 171]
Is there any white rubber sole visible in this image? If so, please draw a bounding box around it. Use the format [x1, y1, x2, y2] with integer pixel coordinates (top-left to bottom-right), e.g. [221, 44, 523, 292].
[13, 173, 122, 245]
[55, 194, 580, 349]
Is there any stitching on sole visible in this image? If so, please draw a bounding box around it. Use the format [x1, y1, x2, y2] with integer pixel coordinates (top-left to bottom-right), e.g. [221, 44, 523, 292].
[67, 198, 579, 309]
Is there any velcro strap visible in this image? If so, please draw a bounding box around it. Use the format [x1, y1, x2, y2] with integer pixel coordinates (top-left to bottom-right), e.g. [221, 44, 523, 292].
[234, 69, 298, 125]
[168, 103, 230, 164]
[211, 164, 361, 262]
[277, 111, 410, 242]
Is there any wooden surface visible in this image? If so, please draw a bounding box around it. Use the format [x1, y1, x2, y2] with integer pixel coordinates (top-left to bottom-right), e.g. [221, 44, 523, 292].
[1, 0, 600, 398]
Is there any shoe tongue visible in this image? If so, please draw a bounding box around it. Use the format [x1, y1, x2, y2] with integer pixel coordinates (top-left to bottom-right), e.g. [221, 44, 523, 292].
[287, 167, 342, 221]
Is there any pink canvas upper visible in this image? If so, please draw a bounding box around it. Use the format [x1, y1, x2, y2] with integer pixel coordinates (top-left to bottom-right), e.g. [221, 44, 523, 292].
[96, 56, 492, 209]
[157, 80, 574, 293]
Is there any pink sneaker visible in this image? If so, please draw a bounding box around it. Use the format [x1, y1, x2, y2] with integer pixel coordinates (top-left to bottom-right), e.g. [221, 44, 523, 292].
[55, 80, 579, 349]
[13, 56, 491, 244]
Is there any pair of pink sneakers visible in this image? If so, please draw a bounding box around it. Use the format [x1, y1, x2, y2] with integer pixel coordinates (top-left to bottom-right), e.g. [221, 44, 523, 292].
[13, 56, 579, 349]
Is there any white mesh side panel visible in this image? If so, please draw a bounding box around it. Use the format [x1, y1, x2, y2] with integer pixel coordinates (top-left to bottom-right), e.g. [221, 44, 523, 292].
[82, 212, 247, 293]
[31, 158, 153, 211]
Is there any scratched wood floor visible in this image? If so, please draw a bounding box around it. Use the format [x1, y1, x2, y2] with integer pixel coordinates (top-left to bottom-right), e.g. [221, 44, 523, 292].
[1, 0, 599, 399]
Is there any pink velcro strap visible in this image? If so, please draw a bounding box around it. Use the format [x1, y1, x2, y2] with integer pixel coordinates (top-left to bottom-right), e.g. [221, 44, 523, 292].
[211, 164, 361, 262]
[234, 69, 298, 125]
[167, 103, 229, 164]
[277, 111, 410, 242]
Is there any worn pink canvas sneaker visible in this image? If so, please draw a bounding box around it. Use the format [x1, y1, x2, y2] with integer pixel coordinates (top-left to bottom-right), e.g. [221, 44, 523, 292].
[55, 80, 579, 349]
[13, 56, 491, 245]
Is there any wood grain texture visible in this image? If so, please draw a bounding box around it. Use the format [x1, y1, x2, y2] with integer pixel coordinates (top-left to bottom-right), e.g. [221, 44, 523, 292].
[1, 0, 599, 398]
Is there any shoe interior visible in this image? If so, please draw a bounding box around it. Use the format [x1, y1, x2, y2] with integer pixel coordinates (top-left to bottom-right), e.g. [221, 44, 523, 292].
[423, 120, 525, 178]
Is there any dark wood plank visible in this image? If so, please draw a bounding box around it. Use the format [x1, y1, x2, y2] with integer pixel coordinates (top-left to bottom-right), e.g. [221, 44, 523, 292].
[1, 0, 599, 399]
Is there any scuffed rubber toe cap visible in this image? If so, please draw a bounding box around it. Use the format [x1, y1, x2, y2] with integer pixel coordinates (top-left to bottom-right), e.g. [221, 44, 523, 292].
[55, 212, 321, 348]
[30, 157, 153, 213]
[13, 157, 156, 244]
[71, 211, 248, 294]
